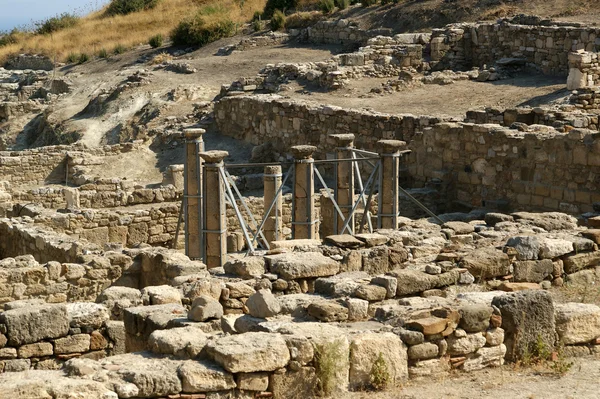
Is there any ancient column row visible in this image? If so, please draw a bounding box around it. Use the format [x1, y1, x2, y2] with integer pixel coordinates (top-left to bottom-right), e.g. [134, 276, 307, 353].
[183, 135, 407, 268]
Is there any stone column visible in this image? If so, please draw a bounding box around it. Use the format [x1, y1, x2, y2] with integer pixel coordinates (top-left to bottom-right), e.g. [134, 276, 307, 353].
[263, 165, 283, 245]
[291, 145, 317, 240]
[332, 134, 355, 234]
[199, 150, 228, 268]
[377, 140, 407, 230]
[184, 128, 205, 260]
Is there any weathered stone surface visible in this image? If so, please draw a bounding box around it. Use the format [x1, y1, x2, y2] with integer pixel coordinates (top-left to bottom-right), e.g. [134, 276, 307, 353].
[345, 298, 369, 321]
[443, 221, 475, 234]
[246, 289, 281, 318]
[485, 327, 505, 346]
[446, 331, 486, 356]
[142, 285, 182, 305]
[492, 290, 555, 361]
[325, 234, 365, 249]
[408, 358, 451, 378]
[149, 326, 209, 358]
[67, 303, 110, 329]
[459, 247, 511, 279]
[267, 252, 340, 279]
[123, 304, 187, 351]
[408, 342, 439, 360]
[361, 246, 390, 275]
[459, 305, 493, 333]
[355, 233, 389, 247]
[581, 230, 600, 245]
[406, 317, 448, 336]
[100, 353, 182, 397]
[206, 332, 290, 373]
[237, 372, 269, 391]
[225, 282, 255, 298]
[393, 270, 436, 296]
[563, 251, 600, 274]
[18, 342, 54, 358]
[349, 332, 408, 389]
[462, 344, 506, 372]
[485, 213, 514, 226]
[394, 328, 424, 346]
[513, 260, 554, 283]
[188, 295, 224, 322]
[354, 284, 387, 301]
[538, 238, 574, 259]
[1, 304, 69, 345]
[224, 256, 266, 279]
[371, 275, 397, 298]
[498, 282, 542, 292]
[97, 286, 143, 319]
[505, 236, 540, 260]
[178, 360, 236, 392]
[307, 301, 349, 322]
[555, 302, 600, 345]
[314, 272, 369, 297]
[54, 334, 91, 354]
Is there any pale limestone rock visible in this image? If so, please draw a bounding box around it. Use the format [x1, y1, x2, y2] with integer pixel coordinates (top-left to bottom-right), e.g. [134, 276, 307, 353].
[148, 326, 209, 358]
[555, 302, 600, 345]
[178, 360, 236, 393]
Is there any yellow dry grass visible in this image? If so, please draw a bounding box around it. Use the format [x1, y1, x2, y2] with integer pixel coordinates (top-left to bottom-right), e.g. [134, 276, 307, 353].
[0, 0, 266, 63]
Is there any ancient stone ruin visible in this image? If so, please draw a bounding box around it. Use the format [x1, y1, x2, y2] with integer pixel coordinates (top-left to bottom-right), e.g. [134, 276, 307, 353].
[3, 12, 600, 399]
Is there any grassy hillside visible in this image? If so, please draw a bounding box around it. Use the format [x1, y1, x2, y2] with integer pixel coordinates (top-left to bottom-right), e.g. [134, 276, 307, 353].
[0, 0, 266, 63]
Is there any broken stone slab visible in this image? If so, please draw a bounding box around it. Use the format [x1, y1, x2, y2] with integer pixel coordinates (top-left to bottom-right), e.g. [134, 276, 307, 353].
[555, 302, 600, 345]
[353, 284, 387, 301]
[462, 344, 506, 372]
[178, 360, 236, 393]
[492, 290, 555, 362]
[443, 221, 475, 235]
[314, 272, 370, 297]
[148, 326, 209, 358]
[141, 285, 182, 305]
[349, 332, 408, 390]
[188, 295, 224, 322]
[307, 301, 349, 322]
[392, 269, 460, 296]
[485, 212, 514, 226]
[1, 303, 69, 346]
[325, 234, 365, 249]
[446, 331, 486, 356]
[511, 212, 578, 231]
[513, 259, 553, 283]
[96, 286, 143, 320]
[206, 332, 290, 373]
[100, 352, 182, 397]
[123, 304, 187, 351]
[458, 304, 493, 333]
[223, 256, 266, 279]
[371, 275, 398, 298]
[497, 282, 541, 292]
[67, 302, 110, 329]
[581, 230, 600, 245]
[405, 316, 448, 336]
[225, 281, 255, 298]
[354, 233, 389, 247]
[408, 358, 451, 378]
[270, 239, 321, 251]
[538, 238, 574, 259]
[505, 235, 541, 260]
[246, 289, 281, 318]
[563, 251, 600, 274]
[459, 247, 511, 279]
[267, 252, 340, 280]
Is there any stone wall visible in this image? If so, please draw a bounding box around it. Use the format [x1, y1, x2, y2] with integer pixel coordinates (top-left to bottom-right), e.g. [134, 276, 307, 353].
[214, 95, 445, 156]
[568, 50, 600, 90]
[307, 19, 392, 47]
[409, 123, 600, 213]
[431, 22, 600, 75]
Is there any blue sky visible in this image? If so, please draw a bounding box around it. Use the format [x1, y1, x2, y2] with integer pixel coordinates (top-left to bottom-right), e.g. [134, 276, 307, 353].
[0, 0, 110, 32]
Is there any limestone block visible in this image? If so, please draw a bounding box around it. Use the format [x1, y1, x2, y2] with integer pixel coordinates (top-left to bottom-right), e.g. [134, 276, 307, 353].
[178, 360, 236, 393]
[246, 289, 281, 318]
[18, 342, 54, 358]
[54, 334, 91, 354]
[1, 304, 69, 346]
[141, 285, 182, 305]
[188, 295, 224, 322]
[555, 302, 600, 345]
[149, 326, 209, 358]
[267, 252, 340, 279]
[67, 303, 110, 329]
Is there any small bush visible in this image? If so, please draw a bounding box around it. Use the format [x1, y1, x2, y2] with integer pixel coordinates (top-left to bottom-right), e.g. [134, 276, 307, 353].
[171, 12, 236, 46]
[362, 0, 378, 6]
[334, 0, 350, 9]
[150, 52, 173, 65]
[113, 44, 127, 54]
[252, 19, 265, 32]
[78, 53, 90, 64]
[314, 340, 345, 396]
[36, 13, 79, 35]
[253, 11, 263, 21]
[270, 9, 286, 31]
[66, 52, 80, 64]
[369, 353, 390, 391]
[319, 0, 335, 14]
[106, 0, 161, 16]
[263, 0, 298, 18]
[285, 11, 324, 29]
[148, 34, 164, 48]
[0, 28, 20, 47]
[98, 48, 109, 58]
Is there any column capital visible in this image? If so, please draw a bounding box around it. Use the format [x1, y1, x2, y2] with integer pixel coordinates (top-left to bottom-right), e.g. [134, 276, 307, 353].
[264, 165, 282, 175]
[291, 145, 317, 160]
[331, 133, 355, 148]
[377, 139, 407, 154]
[184, 128, 206, 141]
[200, 150, 229, 164]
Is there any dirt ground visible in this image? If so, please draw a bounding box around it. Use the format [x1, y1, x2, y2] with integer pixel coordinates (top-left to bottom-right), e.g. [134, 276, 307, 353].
[347, 356, 600, 399]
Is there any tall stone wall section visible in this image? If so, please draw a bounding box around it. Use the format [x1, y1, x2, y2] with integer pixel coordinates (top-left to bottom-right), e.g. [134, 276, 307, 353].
[409, 123, 600, 214]
[431, 22, 600, 75]
[214, 95, 444, 156]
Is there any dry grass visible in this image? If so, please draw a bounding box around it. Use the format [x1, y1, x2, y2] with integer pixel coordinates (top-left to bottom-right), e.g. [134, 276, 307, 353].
[0, 0, 266, 63]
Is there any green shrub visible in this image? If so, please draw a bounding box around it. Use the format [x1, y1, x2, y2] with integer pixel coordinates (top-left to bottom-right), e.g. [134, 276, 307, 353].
[36, 13, 79, 35]
[253, 11, 263, 21]
[362, 0, 378, 6]
[171, 13, 236, 46]
[0, 28, 20, 47]
[319, 0, 335, 14]
[270, 9, 286, 31]
[106, 0, 161, 16]
[148, 33, 164, 48]
[98, 48, 109, 58]
[252, 18, 264, 32]
[314, 340, 345, 396]
[66, 52, 80, 63]
[113, 44, 127, 54]
[78, 53, 90, 64]
[263, 0, 297, 18]
[334, 0, 350, 9]
[369, 353, 390, 391]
